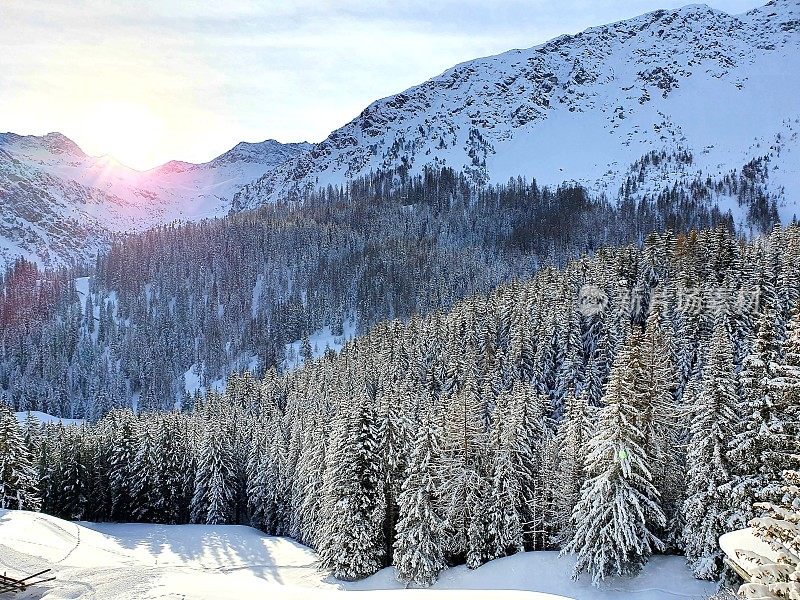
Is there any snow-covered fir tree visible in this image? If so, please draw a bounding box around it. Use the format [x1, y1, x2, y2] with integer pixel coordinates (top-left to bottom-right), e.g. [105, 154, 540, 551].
[555, 387, 592, 543]
[564, 342, 665, 585]
[485, 387, 525, 560]
[636, 296, 684, 546]
[0, 404, 40, 510]
[728, 307, 798, 529]
[682, 318, 739, 579]
[393, 408, 447, 587]
[318, 390, 386, 580]
[191, 399, 236, 525]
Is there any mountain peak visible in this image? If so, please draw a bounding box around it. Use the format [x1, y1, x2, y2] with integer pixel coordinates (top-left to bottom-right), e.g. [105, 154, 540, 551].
[0, 131, 86, 158]
[234, 0, 800, 217]
[35, 132, 86, 156]
[210, 139, 312, 167]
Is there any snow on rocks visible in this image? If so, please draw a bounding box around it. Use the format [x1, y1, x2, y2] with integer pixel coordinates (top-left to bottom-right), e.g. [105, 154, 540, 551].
[236, 1, 800, 224]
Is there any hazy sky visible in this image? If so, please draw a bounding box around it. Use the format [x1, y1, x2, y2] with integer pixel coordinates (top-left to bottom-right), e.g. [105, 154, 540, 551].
[1, 0, 764, 170]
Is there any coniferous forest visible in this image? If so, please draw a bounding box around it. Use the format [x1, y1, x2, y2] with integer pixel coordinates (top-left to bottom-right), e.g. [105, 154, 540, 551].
[2, 216, 799, 586]
[0, 164, 778, 418]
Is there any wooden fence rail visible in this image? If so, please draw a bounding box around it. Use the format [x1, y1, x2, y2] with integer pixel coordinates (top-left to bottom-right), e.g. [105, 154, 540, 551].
[0, 569, 55, 594]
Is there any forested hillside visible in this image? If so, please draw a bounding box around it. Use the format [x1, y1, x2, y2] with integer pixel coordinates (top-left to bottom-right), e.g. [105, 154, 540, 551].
[1, 161, 778, 419]
[3, 223, 799, 586]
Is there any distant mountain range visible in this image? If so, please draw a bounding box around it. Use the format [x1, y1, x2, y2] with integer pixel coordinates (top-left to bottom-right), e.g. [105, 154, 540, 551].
[3, 0, 800, 266]
[0, 133, 310, 265]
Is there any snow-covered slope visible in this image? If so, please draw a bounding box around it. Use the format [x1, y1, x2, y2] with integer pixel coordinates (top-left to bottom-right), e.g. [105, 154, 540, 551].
[0, 510, 712, 600]
[0, 133, 311, 266]
[5, 1, 799, 267]
[236, 0, 800, 223]
[13, 411, 83, 427]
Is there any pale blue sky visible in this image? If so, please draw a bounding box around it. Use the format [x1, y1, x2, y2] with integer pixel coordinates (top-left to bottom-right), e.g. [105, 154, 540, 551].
[0, 0, 764, 169]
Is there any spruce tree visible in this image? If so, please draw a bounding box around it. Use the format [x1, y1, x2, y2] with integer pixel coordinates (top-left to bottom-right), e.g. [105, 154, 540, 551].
[0, 404, 40, 510]
[318, 393, 386, 580]
[131, 418, 159, 521]
[636, 304, 683, 546]
[682, 320, 739, 579]
[191, 406, 236, 525]
[486, 388, 524, 560]
[555, 387, 591, 543]
[728, 309, 796, 528]
[57, 428, 89, 520]
[441, 346, 489, 567]
[564, 343, 665, 585]
[511, 383, 552, 551]
[109, 409, 137, 521]
[394, 411, 447, 587]
[154, 414, 190, 524]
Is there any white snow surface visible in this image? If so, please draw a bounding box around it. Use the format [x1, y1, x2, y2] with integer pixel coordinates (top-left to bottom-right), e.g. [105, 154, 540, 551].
[74, 276, 90, 312]
[0, 510, 714, 600]
[719, 527, 779, 577]
[283, 320, 358, 370]
[14, 411, 83, 427]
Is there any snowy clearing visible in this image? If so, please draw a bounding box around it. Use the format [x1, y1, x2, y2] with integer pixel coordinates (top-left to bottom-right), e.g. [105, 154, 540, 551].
[0, 510, 713, 600]
[283, 320, 358, 370]
[14, 411, 83, 427]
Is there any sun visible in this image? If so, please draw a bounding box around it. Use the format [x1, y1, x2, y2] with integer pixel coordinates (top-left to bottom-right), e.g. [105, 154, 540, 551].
[80, 101, 164, 171]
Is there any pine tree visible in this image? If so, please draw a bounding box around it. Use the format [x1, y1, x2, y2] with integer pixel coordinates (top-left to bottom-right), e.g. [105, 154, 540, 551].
[56, 428, 88, 520]
[155, 413, 191, 524]
[511, 383, 552, 551]
[109, 409, 137, 521]
[555, 387, 592, 543]
[682, 320, 739, 579]
[394, 411, 447, 587]
[564, 344, 665, 585]
[485, 388, 524, 560]
[301, 333, 313, 363]
[295, 414, 326, 547]
[636, 303, 682, 546]
[131, 418, 159, 521]
[318, 392, 386, 580]
[247, 418, 286, 534]
[441, 346, 489, 567]
[728, 309, 796, 528]
[191, 405, 236, 525]
[0, 404, 40, 510]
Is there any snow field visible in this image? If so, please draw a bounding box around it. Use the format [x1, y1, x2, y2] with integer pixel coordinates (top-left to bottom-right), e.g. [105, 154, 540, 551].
[0, 510, 713, 600]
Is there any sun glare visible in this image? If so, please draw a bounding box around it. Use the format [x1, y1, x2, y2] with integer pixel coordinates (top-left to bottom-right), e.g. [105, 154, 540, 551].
[80, 102, 164, 171]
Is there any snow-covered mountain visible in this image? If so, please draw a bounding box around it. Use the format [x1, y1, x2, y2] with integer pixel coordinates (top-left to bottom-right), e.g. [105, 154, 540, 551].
[0, 133, 311, 265]
[235, 0, 800, 223]
[4, 0, 800, 267]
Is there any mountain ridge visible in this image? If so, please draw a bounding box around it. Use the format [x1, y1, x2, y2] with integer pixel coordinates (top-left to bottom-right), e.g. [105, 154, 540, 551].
[2, 0, 800, 267]
[0, 133, 311, 266]
[233, 0, 800, 224]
